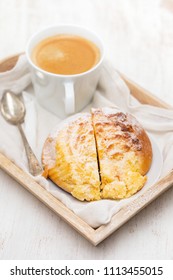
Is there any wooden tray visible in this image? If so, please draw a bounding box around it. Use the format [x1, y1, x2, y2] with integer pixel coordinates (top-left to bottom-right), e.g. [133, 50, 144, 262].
[0, 54, 173, 246]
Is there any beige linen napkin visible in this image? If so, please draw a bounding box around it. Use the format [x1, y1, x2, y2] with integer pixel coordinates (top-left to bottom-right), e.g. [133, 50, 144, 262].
[0, 54, 173, 228]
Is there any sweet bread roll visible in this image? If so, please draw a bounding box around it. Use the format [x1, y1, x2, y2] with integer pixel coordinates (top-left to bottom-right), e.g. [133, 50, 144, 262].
[91, 108, 152, 199]
[42, 108, 152, 201]
[42, 113, 101, 201]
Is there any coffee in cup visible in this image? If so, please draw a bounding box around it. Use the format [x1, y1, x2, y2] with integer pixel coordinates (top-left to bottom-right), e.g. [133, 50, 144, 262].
[31, 35, 101, 75]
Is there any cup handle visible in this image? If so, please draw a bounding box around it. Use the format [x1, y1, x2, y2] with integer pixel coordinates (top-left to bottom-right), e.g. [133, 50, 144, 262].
[64, 81, 75, 115]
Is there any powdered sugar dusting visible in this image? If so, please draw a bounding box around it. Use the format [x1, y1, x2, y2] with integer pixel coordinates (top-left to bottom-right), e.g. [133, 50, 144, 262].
[49, 113, 90, 138]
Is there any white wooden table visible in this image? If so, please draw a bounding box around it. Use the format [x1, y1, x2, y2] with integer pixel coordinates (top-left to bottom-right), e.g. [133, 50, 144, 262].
[0, 0, 173, 259]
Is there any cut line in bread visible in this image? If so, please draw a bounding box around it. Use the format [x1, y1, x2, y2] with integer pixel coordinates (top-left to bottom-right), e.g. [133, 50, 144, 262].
[42, 108, 153, 201]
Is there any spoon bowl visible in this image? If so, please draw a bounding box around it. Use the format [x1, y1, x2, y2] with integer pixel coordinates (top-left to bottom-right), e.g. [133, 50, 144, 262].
[1, 91, 25, 124]
[0, 91, 43, 176]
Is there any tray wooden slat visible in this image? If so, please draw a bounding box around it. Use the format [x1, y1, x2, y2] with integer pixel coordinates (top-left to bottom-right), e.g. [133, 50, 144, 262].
[0, 153, 95, 244]
[120, 73, 172, 109]
[0, 54, 173, 246]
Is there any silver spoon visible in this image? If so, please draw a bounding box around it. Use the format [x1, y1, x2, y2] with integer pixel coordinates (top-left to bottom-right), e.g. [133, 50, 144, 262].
[0, 90, 43, 176]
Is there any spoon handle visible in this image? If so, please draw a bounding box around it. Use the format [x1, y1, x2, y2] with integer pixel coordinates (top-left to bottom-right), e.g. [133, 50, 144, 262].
[17, 124, 43, 176]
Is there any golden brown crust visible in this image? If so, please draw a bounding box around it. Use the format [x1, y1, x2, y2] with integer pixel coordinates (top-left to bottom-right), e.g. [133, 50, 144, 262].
[42, 108, 153, 201]
[91, 108, 152, 199]
[122, 113, 152, 175]
[42, 113, 101, 201]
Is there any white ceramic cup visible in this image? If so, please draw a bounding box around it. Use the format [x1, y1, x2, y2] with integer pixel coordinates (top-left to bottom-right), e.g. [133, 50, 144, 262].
[26, 25, 104, 118]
